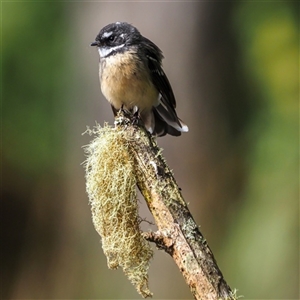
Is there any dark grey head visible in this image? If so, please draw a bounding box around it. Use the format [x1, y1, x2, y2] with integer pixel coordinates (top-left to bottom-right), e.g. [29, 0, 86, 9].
[91, 22, 142, 58]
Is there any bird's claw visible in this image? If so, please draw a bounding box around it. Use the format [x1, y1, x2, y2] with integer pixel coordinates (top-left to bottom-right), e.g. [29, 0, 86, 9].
[132, 106, 140, 125]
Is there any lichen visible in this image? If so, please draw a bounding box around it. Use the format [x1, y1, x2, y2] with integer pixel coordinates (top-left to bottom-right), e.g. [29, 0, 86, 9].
[84, 124, 153, 298]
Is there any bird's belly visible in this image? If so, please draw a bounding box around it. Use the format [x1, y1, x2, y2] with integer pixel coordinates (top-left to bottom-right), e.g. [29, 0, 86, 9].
[99, 52, 159, 111]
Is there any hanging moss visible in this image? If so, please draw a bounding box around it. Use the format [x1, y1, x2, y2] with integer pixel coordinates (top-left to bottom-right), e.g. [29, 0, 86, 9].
[84, 124, 153, 298]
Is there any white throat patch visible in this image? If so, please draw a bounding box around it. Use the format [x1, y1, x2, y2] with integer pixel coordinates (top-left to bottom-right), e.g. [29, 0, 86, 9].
[98, 44, 125, 58]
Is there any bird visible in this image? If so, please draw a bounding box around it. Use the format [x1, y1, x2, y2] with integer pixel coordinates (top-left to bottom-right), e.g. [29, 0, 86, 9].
[91, 22, 188, 137]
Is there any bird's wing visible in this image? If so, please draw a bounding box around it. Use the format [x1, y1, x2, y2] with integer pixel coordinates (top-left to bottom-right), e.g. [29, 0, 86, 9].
[141, 37, 182, 128]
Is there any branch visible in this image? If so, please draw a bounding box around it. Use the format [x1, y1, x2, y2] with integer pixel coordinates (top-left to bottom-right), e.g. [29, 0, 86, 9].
[84, 112, 237, 300]
[120, 116, 235, 300]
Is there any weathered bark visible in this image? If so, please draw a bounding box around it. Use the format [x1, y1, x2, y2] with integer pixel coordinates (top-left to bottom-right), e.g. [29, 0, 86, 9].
[117, 115, 235, 300]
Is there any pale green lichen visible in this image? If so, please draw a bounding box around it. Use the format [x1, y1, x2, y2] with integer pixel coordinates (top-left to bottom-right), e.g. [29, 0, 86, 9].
[84, 124, 153, 298]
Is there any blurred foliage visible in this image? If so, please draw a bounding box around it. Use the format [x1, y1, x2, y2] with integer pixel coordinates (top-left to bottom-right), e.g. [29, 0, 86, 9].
[3, 2, 68, 176]
[220, 2, 299, 299]
[2, 2, 69, 299]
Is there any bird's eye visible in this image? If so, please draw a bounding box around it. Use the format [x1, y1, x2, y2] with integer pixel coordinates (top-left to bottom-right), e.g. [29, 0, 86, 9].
[108, 35, 115, 42]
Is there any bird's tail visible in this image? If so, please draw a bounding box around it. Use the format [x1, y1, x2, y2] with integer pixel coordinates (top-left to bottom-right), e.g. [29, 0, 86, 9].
[152, 104, 188, 137]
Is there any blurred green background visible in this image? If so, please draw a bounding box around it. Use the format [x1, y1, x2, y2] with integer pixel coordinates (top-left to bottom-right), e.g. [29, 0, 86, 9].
[2, 2, 299, 299]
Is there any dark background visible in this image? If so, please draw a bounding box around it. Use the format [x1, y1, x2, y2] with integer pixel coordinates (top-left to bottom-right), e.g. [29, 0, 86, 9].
[2, 2, 299, 299]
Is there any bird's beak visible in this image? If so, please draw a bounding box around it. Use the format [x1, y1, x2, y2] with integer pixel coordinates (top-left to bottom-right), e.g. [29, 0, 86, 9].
[90, 41, 98, 47]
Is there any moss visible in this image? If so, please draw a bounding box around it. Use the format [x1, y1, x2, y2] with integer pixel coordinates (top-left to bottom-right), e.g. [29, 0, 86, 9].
[84, 124, 153, 298]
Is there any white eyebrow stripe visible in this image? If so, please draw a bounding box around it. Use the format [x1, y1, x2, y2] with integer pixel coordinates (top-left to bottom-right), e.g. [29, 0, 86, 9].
[102, 31, 113, 38]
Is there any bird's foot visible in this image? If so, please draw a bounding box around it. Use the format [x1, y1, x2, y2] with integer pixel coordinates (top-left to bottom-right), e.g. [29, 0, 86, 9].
[132, 106, 140, 125]
[116, 105, 142, 127]
[119, 104, 132, 119]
